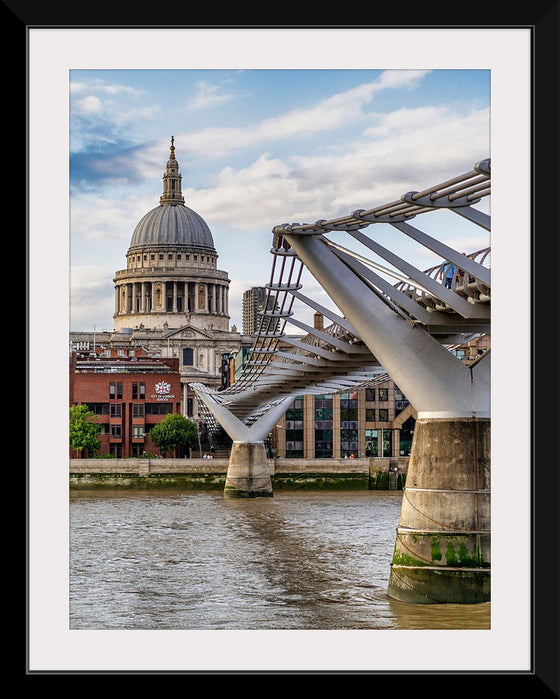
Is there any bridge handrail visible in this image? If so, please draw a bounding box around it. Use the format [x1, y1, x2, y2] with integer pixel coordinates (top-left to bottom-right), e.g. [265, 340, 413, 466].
[393, 247, 491, 310]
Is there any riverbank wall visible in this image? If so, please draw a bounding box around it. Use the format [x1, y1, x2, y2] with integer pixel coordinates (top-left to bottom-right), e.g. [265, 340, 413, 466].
[69, 457, 409, 490]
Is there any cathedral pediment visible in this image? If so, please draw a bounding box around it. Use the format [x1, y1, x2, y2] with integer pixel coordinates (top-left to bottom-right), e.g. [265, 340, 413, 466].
[162, 324, 216, 341]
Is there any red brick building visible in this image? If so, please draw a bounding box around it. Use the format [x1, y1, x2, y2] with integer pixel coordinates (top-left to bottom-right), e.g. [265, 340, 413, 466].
[70, 346, 183, 457]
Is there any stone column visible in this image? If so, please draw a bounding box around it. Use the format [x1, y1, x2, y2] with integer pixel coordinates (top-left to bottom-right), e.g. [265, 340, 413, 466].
[393, 428, 400, 457]
[182, 382, 188, 416]
[200, 284, 207, 312]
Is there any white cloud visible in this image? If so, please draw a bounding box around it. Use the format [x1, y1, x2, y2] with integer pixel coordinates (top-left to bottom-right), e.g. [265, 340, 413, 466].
[187, 81, 236, 110]
[112, 104, 161, 125]
[173, 70, 432, 159]
[71, 194, 153, 242]
[73, 94, 103, 116]
[70, 79, 144, 97]
[181, 102, 489, 234]
[187, 154, 311, 229]
[70, 79, 157, 150]
[70, 266, 116, 330]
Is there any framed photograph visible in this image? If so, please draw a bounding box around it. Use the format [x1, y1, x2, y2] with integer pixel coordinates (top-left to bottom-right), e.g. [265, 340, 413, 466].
[20, 1, 558, 685]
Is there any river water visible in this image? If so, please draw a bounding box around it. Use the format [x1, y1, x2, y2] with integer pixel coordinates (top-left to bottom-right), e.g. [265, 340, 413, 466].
[69, 489, 490, 632]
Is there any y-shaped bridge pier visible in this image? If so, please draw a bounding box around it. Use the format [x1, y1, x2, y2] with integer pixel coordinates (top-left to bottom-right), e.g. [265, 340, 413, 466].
[190, 159, 491, 604]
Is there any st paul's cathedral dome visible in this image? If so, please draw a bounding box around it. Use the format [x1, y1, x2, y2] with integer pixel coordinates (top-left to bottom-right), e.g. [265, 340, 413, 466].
[113, 139, 231, 334]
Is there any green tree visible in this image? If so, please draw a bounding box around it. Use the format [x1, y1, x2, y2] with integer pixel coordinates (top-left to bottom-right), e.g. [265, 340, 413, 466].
[69, 404, 101, 458]
[148, 413, 198, 457]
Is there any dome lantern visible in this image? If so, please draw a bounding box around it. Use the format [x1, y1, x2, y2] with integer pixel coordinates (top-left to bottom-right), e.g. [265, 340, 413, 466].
[160, 136, 185, 206]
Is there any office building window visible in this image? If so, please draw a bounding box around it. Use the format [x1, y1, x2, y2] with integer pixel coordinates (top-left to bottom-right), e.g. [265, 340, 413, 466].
[394, 385, 409, 416]
[86, 403, 109, 415]
[382, 429, 392, 457]
[314, 395, 333, 426]
[314, 395, 333, 457]
[399, 416, 415, 456]
[285, 395, 304, 457]
[365, 429, 378, 457]
[340, 392, 358, 456]
[145, 403, 173, 415]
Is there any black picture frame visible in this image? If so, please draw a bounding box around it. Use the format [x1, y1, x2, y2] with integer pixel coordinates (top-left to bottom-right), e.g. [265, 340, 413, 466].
[16, 1, 558, 689]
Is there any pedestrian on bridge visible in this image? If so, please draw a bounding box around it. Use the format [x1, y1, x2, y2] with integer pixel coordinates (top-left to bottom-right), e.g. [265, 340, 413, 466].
[458, 252, 475, 284]
[440, 260, 456, 289]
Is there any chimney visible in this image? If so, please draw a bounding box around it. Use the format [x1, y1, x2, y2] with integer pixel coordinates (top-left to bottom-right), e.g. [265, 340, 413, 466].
[313, 312, 324, 330]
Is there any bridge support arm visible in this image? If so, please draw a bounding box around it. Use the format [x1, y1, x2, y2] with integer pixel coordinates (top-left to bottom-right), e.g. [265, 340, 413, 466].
[283, 232, 488, 418]
[192, 387, 292, 498]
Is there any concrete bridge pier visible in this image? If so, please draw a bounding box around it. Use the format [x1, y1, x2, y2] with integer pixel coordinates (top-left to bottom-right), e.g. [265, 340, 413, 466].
[387, 415, 490, 603]
[224, 441, 273, 498]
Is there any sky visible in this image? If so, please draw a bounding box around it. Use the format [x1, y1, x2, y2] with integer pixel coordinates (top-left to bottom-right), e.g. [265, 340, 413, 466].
[69, 68, 490, 332]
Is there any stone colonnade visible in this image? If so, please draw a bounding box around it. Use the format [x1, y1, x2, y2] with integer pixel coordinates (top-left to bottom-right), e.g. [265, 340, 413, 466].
[115, 280, 229, 316]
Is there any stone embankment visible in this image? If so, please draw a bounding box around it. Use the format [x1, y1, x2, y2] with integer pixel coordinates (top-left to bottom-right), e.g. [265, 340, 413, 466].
[70, 457, 409, 490]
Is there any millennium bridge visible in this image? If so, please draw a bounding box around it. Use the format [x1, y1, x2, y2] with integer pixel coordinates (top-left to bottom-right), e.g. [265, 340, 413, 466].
[190, 159, 491, 605]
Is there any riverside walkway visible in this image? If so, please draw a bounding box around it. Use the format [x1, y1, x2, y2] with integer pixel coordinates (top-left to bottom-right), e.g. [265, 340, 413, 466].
[69, 456, 409, 490]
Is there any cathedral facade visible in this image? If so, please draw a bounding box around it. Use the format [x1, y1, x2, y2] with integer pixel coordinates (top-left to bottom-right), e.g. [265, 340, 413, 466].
[70, 140, 253, 420]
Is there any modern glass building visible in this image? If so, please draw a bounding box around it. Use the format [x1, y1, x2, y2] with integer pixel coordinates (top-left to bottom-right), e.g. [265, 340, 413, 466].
[273, 380, 416, 459]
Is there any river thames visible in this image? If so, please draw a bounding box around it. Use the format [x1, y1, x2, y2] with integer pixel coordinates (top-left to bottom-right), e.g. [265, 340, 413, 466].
[69, 489, 490, 631]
